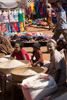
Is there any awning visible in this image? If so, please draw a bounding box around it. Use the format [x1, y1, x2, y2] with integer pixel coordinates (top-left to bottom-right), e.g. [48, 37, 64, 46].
[0, 0, 18, 8]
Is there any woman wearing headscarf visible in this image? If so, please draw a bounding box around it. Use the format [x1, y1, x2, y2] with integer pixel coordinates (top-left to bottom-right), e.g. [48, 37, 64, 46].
[46, 3, 54, 30]
[45, 39, 66, 85]
[0, 35, 13, 55]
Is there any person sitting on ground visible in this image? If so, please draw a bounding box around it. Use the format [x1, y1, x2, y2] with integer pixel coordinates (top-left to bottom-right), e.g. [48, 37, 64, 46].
[0, 35, 13, 55]
[56, 39, 66, 59]
[45, 39, 66, 85]
[31, 43, 44, 67]
[10, 41, 30, 62]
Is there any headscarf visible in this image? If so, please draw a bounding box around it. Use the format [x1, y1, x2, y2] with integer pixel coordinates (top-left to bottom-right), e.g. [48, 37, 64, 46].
[47, 39, 57, 47]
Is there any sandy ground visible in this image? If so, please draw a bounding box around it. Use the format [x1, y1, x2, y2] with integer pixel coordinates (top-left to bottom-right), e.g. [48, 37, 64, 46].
[24, 26, 63, 61]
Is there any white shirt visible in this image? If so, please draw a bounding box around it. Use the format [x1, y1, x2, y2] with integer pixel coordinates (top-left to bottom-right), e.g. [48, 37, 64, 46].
[57, 8, 67, 29]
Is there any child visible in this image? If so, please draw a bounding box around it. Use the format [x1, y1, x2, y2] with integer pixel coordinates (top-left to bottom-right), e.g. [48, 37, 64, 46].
[56, 39, 66, 59]
[31, 43, 44, 67]
[10, 41, 30, 61]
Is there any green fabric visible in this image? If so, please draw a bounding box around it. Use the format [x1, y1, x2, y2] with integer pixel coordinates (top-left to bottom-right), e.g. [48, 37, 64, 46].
[18, 11, 24, 22]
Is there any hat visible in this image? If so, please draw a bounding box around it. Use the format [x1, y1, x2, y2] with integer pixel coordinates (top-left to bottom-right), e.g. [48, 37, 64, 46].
[32, 43, 41, 49]
[47, 3, 51, 8]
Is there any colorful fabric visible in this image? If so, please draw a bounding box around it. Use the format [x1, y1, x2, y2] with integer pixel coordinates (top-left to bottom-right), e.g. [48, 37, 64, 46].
[3, 11, 9, 23]
[20, 22, 24, 32]
[9, 23, 15, 32]
[9, 11, 15, 22]
[17, 22, 20, 32]
[6, 23, 11, 32]
[12, 49, 30, 61]
[1, 24, 8, 32]
[30, 4, 35, 12]
[47, 14, 54, 27]
[18, 11, 24, 22]
[13, 22, 18, 31]
[13, 10, 18, 22]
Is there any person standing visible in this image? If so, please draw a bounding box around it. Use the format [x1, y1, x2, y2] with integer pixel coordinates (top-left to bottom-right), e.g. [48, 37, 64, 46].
[46, 3, 54, 30]
[52, 1, 67, 50]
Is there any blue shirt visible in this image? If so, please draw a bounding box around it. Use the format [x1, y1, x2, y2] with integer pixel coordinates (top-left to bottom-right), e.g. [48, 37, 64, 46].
[57, 8, 67, 29]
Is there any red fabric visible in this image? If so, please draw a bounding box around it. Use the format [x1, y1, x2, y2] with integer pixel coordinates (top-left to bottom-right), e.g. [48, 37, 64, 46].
[13, 22, 18, 31]
[12, 49, 30, 61]
[34, 49, 44, 64]
[28, 7, 31, 14]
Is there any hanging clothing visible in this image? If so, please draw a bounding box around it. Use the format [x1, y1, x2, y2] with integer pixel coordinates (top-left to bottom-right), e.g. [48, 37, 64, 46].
[9, 23, 15, 32]
[0, 24, 3, 33]
[39, 2, 43, 17]
[20, 22, 24, 32]
[13, 22, 18, 31]
[13, 10, 18, 22]
[18, 11, 24, 22]
[0, 13, 3, 22]
[6, 23, 11, 32]
[1, 24, 8, 33]
[3, 11, 9, 23]
[0, 36, 13, 55]
[35, 1, 39, 14]
[9, 11, 15, 22]
[17, 22, 20, 32]
[28, 7, 31, 14]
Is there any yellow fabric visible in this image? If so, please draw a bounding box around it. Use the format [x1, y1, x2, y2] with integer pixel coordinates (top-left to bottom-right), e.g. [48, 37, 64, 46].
[20, 22, 24, 32]
[30, 4, 35, 12]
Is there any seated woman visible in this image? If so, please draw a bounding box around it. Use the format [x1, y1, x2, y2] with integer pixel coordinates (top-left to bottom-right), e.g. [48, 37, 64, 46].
[45, 39, 66, 85]
[0, 35, 13, 55]
[56, 39, 66, 59]
[31, 43, 44, 67]
[10, 41, 30, 61]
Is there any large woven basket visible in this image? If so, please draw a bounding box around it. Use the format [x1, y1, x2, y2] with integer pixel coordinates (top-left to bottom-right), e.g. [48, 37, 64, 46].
[0, 60, 30, 75]
[0, 53, 5, 58]
[11, 67, 44, 82]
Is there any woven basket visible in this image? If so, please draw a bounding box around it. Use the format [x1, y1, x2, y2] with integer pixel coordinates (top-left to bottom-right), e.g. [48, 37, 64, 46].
[0, 60, 30, 75]
[11, 67, 44, 82]
[0, 53, 5, 58]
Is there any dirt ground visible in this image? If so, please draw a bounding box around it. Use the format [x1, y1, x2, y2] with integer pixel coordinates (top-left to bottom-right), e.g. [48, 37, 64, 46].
[24, 26, 63, 61]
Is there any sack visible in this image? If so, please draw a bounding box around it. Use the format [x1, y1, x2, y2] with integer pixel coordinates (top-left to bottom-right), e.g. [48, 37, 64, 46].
[22, 73, 57, 100]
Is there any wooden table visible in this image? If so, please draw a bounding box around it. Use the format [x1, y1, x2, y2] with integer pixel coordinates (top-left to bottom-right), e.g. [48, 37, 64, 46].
[10, 40, 47, 47]
[0, 72, 24, 100]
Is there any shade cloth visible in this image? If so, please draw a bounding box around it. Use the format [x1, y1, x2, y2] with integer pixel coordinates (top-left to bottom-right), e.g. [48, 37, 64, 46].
[0, 0, 18, 8]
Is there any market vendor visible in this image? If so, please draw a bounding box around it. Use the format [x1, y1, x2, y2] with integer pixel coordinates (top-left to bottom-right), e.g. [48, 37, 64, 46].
[45, 39, 66, 85]
[10, 41, 30, 61]
[31, 43, 44, 67]
[0, 35, 13, 55]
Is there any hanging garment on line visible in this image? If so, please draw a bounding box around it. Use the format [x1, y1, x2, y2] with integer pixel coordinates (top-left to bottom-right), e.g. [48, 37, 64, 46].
[0, 13, 3, 22]
[17, 22, 20, 32]
[3, 11, 9, 23]
[9, 11, 15, 22]
[13, 22, 18, 31]
[13, 10, 18, 22]
[6, 23, 11, 32]
[18, 11, 24, 22]
[9, 23, 15, 32]
[20, 22, 24, 32]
